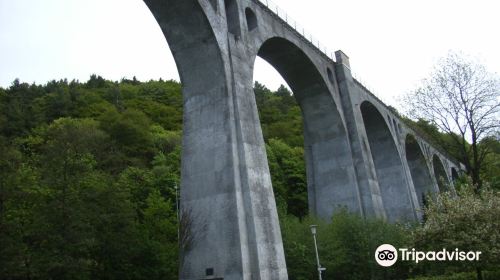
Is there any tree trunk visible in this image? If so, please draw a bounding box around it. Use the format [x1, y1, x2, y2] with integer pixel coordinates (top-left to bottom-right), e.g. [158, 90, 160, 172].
[471, 129, 482, 191]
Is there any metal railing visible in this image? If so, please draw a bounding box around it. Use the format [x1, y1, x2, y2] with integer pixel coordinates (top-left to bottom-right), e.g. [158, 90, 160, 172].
[254, 0, 335, 62]
[252, 0, 461, 166]
[254, 0, 385, 98]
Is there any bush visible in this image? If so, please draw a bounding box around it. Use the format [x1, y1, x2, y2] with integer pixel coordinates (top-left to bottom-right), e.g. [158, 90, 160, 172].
[280, 209, 412, 280]
[411, 272, 476, 280]
[411, 270, 500, 280]
[413, 181, 500, 278]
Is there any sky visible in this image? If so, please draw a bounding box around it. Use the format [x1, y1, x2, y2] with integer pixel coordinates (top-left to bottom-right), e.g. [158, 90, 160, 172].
[1, 0, 499, 107]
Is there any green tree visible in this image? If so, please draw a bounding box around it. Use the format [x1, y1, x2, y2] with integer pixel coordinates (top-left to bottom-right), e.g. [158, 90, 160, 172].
[280, 210, 411, 280]
[403, 52, 500, 190]
[139, 190, 179, 278]
[267, 139, 307, 217]
[99, 108, 155, 167]
[479, 136, 500, 190]
[414, 181, 500, 280]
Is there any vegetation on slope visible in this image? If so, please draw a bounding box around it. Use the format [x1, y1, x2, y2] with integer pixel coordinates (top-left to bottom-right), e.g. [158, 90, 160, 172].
[0, 76, 498, 279]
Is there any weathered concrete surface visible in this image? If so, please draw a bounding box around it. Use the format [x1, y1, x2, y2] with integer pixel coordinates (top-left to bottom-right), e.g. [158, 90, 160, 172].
[360, 101, 416, 222]
[143, 0, 463, 278]
[405, 135, 436, 209]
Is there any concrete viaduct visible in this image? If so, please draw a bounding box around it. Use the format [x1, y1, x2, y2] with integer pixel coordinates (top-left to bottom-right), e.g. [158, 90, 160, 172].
[143, 0, 463, 279]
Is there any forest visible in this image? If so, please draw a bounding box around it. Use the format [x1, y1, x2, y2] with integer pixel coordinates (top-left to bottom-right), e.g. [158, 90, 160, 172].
[0, 76, 498, 279]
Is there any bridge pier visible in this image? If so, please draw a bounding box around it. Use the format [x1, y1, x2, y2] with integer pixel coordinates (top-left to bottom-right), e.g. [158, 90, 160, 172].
[334, 52, 387, 220]
[144, 1, 287, 279]
[143, 0, 462, 278]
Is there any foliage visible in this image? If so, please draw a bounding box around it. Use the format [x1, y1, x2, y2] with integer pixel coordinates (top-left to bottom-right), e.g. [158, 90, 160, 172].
[254, 82, 304, 147]
[403, 52, 500, 189]
[411, 270, 500, 280]
[281, 210, 412, 280]
[266, 138, 307, 218]
[413, 180, 500, 279]
[0, 77, 308, 279]
[1, 75, 498, 279]
[479, 136, 500, 190]
[402, 118, 500, 191]
[0, 77, 182, 279]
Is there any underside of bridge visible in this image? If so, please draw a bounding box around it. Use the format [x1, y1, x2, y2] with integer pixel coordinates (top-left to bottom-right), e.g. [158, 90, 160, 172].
[405, 134, 435, 209]
[433, 155, 450, 192]
[256, 37, 359, 220]
[360, 101, 414, 222]
[452, 167, 460, 182]
[143, 0, 461, 278]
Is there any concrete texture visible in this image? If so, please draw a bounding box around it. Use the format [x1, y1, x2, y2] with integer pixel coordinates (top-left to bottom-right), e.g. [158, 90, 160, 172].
[360, 101, 415, 222]
[143, 0, 463, 278]
[405, 135, 436, 209]
[433, 154, 451, 192]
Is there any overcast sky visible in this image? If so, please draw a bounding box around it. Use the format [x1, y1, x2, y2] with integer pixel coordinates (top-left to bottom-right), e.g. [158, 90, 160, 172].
[1, 0, 499, 107]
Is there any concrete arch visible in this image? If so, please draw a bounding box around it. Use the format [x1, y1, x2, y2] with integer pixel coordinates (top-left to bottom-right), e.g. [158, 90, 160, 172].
[245, 7, 258, 31]
[255, 37, 360, 219]
[224, 0, 241, 36]
[360, 101, 414, 222]
[144, 1, 223, 87]
[405, 134, 435, 209]
[433, 155, 450, 192]
[144, 2, 289, 279]
[451, 167, 459, 181]
[142, 0, 464, 277]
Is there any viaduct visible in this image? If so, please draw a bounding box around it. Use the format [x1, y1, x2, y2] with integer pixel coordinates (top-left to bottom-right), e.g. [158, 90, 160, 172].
[143, 0, 463, 279]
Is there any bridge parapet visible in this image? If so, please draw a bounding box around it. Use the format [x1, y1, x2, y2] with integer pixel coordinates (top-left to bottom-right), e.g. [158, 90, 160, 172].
[143, 1, 465, 278]
[252, 0, 462, 174]
[352, 78, 463, 171]
[253, 0, 336, 62]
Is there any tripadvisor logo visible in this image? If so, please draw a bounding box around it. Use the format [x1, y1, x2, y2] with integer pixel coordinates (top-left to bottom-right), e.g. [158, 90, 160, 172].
[375, 244, 482, 267]
[375, 244, 398, 267]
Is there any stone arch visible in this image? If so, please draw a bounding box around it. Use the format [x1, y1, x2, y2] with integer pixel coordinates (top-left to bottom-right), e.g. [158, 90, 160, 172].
[360, 101, 414, 222]
[254, 37, 360, 220]
[326, 67, 335, 84]
[144, 2, 283, 279]
[224, 0, 241, 36]
[245, 7, 257, 31]
[144, 1, 223, 86]
[405, 134, 434, 209]
[209, 0, 218, 11]
[433, 155, 450, 192]
[451, 167, 459, 182]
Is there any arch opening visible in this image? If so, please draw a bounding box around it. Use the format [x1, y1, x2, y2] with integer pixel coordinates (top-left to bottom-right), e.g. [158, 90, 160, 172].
[224, 0, 241, 36]
[433, 155, 450, 192]
[254, 37, 359, 220]
[451, 167, 459, 182]
[405, 134, 434, 210]
[360, 101, 414, 222]
[245, 8, 257, 31]
[326, 67, 334, 84]
[209, 0, 218, 11]
[144, 2, 256, 277]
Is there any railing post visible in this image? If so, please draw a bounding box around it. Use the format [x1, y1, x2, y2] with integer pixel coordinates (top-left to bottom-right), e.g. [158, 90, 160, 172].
[256, 0, 339, 62]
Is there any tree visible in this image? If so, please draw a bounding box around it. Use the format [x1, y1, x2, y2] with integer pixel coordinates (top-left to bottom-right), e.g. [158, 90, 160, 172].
[480, 136, 500, 190]
[403, 52, 500, 190]
[266, 139, 307, 218]
[414, 181, 500, 280]
[280, 211, 411, 280]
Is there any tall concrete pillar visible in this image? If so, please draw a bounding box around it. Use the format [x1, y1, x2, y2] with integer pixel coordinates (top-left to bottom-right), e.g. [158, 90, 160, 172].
[334, 51, 387, 219]
[143, 0, 287, 279]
